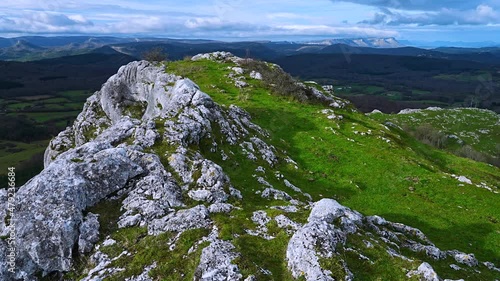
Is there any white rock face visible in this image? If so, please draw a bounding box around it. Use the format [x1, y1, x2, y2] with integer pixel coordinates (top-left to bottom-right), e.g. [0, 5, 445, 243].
[79, 213, 100, 254]
[148, 205, 211, 235]
[262, 188, 292, 201]
[406, 262, 440, 281]
[11, 142, 144, 278]
[287, 199, 350, 281]
[250, 71, 262, 80]
[285, 198, 497, 281]
[192, 51, 243, 63]
[208, 203, 234, 214]
[275, 214, 302, 234]
[44, 61, 180, 167]
[453, 253, 478, 267]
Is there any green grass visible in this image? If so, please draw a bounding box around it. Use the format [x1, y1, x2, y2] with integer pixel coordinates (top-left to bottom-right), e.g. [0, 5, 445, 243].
[383, 91, 403, 100]
[0, 90, 91, 185]
[405, 100, 449, 106]
[41, 97, 72, 104]
[411, 89, 431, 95]
[6, 102, 32, 110]
[433, 72, 494, 83]
[1, 92, 86, 113]
[370, 108, 500, 157]
[0, 140, 47, 187]
[57, 90, 92, 102]
[9, 111, 81, 123]
[334, 84, 385, 96]
[0, 140, 47, 172]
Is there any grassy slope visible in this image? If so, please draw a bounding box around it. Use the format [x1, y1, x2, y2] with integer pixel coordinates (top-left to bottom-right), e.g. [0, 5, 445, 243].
[370, 108, 500, 157]
[165, 59, 499, 278]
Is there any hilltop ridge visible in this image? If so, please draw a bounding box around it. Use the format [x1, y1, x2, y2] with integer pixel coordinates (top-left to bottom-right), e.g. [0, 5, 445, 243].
[0, 52, 499, 280]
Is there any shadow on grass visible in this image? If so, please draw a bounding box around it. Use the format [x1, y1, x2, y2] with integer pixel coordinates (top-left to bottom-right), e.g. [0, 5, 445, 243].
[381, 213, 499, 265]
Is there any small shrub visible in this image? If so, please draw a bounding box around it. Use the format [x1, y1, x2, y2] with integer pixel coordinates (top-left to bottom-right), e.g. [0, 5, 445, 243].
[455, 145, 487, 163]
[240, 59, 309, 103]
[142, 47, 168, 62]
[413, 124, 447, 149]
[238, 89, 250, 102]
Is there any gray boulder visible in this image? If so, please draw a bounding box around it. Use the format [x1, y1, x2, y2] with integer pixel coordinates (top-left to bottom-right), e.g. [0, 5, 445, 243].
[13, 143, 143, 277]
[148, 205, 211, 236]
[406, 262, 440, 281]
[78, 213, 100, 254]
[195, 240, 242, 281]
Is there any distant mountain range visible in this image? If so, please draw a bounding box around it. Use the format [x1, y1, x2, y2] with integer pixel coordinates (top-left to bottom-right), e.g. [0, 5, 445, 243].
[1, 36, 500, 65]
[303, 37, 403, 48]
[0, 36, 500, 65]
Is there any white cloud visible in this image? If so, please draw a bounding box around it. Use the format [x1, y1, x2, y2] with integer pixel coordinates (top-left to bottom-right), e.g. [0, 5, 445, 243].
[266, 13, 311, 20]
[330, 0, 497, 11]
[0, 0, 496, 42]
[275, 24, 398, 37]
[360, 4, 500, 25]
[185, 17, 223, 29]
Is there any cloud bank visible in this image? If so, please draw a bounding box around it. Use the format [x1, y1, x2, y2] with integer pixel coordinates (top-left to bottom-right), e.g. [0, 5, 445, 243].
[0, 0, 498, 42]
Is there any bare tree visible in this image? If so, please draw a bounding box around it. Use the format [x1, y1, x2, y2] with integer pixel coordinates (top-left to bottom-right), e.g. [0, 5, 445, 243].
[142, 47, 168, 62]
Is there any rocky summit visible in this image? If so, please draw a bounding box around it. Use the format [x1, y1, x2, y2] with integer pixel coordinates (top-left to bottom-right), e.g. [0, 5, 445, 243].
[0, 52, 499, 280]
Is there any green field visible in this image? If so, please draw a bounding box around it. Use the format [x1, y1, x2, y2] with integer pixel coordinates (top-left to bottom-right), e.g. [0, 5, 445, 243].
[7, 111, 82, 123]
[334, 84, 386, 96]
[0, 90, 92, 181]
[433, 72, 492, 82]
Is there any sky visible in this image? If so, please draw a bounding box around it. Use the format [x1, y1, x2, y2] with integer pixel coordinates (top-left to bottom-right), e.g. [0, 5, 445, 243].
[0, 0, 500, 43]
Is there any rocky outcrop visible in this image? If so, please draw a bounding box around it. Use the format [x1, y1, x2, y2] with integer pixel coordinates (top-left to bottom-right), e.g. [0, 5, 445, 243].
[147, 205, 211, 236]
[286, 199, 353, 280]
[12, 142, 143, 277]
[2, 58, 274, 279]
[406, 262, 440, 281]
[286, 198, 498, 281]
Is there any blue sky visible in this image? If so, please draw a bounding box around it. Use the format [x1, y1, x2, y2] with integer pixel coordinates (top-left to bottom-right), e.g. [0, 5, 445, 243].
[0, 0, 499, 43]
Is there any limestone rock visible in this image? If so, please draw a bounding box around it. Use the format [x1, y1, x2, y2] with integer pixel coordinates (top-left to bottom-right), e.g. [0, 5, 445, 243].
[195, 240, 242, 280]
[250, 71, 262, 80]
[148, 205, 211, 236]
[78, 213, 100, 254]
[287, 199, 352, 281]
[287, 219, 345, 280]
[261, 188, 292, 201]
[406, 262, 440, 281]
[453, 253, 479, 267]
[12, 142, 143, 277]
[208, 203, 234, 214]
[275, 214, 302, 234]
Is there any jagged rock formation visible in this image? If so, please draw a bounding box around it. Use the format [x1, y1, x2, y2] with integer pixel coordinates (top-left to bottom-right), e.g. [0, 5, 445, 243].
[0, 54, 498, 280]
